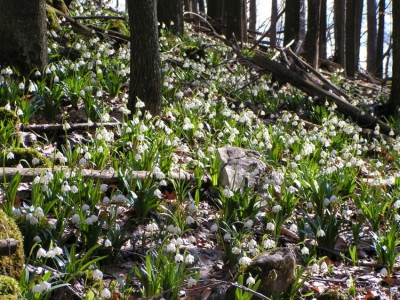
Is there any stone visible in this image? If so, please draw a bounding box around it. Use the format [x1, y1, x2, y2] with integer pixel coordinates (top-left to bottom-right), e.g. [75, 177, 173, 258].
[218, 146, 266, 191]
[226, 247, 296, 299]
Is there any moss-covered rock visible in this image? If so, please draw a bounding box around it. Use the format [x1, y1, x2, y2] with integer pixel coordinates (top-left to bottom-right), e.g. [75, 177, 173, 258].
[1, 148, 51, 168]
[318, 289, 346, 300]
[109, 19, 129, 36]
[0, 210, 24, 280]
[0, 275, 20, 299]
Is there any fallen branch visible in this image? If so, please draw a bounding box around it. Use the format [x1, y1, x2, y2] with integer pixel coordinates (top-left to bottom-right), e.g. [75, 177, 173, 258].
[0, 167, 201, 184]
[0, 239, 19, 256]
[20, 122, 120, 132]
[73, 15, 126, 20]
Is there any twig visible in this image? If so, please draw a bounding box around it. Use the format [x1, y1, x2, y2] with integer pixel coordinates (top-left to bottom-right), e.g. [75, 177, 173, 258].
[73, 15, 126, 20]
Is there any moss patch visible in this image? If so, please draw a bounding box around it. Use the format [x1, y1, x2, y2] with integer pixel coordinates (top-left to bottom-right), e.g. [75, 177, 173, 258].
[1, 148, 51, 168]
[0, 109, 18, 129]
[0, 275, 20, 298]
[0, 210, 24, 280]
[46, 6, 60, 30]
[318, 290, 346, 300]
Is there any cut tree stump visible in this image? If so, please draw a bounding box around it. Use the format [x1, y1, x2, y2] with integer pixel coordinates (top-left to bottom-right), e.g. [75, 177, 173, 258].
[0, 167, 199, 184]
[0, 239, 19, 256]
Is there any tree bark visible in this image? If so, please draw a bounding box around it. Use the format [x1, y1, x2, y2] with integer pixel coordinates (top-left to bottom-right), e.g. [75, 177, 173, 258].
[319, 0, 327, 60]
[376, 0, 385, 78]
[249, 0, 257, 32]
[303, 0, 321, 68]
[367, 0, 378, 75]
[207, 0, 223, 20]
[0, 0, 47, 75]
[388, 0, 400, 115]
[284, 0, 301, 48]
[345, 0, 363, 77]
[128, 0, 162, 116]
[270, 0, 278, 48]
[334, 0, 345, 65]
[225, 0, 244, 42]
[157, 0, 184, 36]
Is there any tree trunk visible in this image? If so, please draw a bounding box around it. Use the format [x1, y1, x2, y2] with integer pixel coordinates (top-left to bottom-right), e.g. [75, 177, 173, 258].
[299, 0, 306, 52]
[345, 0, 363, 77]
[0, 0, 47, 75]
[334, 0, 345, 65]
[157, 0, 184, 36]
[376, 0, 385, 78]
[319, 0, 327, 60]
[249, 0, 257, 32]
[198, 0, 205, 14]
[367, 0, 378, 74]
[241, 0, 248, 43]
[284, 0, 301, 48]
[388, 0, 400, 115]
[303, 0, 321, 68]
[270, 0, 278, 48]
[206, 0, 223, 20]
[128, 0, 162, 116]
[225, 0, 244, 42]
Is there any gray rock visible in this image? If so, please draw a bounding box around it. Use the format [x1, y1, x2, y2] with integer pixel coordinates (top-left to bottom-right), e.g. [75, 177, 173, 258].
[226, 248, 296, 299]
[218, 146, 266, 191]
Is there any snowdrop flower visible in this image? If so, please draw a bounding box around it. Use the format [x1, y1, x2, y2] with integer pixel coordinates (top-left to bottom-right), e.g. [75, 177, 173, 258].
[71, 214, 80, 225]
[13, 207, 21, 217]
[188, 235, 196, 244]
[33, 236, 42, 243]
[35, 207, 44, 218]
[266, 222, 275, 231]
[6, 152, 14, 160]
[82, 204, 90, 211]
[244, 220, 254, 229]
[311, 263, 319, 273]
[393, 200, 400, 209]
[324, 198, 330, 206]
[185, 254, 195, 264]
[307, 202, 313, 209]
[85, 217, 94, 225]
[380, 268, 388, 276]
[32, 157, 40, 165]
[154, 189, 162, 198]
[330, 195, 338, 203]
[90, 215, 98, 223]
[239, 256, 252, 266]
[290, 224, 297, 232]
[92, 269, 103, 280]
[70, 185, 79, 194]
[63, 122, 71, 130]
[104, 239, 112, 247]
[100, 184, 108, 192]
[37, 248, 47, 258]
[320, 262, 328, 274]
[175, 253, 184, 263]
[101, 288, 111, 298]
[316, 229, 326, 237]
[166, 242, 176, 252]
[301, 247, 309, 255]
[232, 247, 241, 254]
[32, 284, 43, 293]
[35, 70, 41, 77]
[210, 223, 218, 232]
[222, 188, 234, 198]
[135, 99, 145, 108]
[30, 216, 39, 225]
[263, 238, 275, 249]
[185, 216, 195, 224]
[246, 275, 256, 285]
[187, 277, 197, 288]
[248, 239, 257, 247]
[188, 203, 198, 212]
[224, 233, 232, 242]
[146, 222, 159, 232]
[272, 205, 282, 213]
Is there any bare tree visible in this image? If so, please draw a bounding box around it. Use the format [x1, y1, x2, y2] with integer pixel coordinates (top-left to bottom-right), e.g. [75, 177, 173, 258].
[249, 0, 257, 32]
[367, 0, 378, 75]
[157, 0, 184, 36]
[388, 0, 400, 115]
[0, 0, 47, 75]
[319, 0, 327, 60]
[225, 0, 245, 42]
[128, 0, 162, 116]
[345, 0, 363, 77]
[376, 0, 385, 78]
[270, 0, 278, 48]
[284, 0, 301, 48]
[303, 0, 321, 68]
[334, 0, 345, 65]
[207, 0, 223, 20]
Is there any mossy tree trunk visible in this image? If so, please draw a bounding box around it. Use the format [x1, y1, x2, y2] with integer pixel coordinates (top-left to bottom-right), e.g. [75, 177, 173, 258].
[0, 0, 47, 75]
[128, 0, 162, 116]
[157, 0, 184, 37]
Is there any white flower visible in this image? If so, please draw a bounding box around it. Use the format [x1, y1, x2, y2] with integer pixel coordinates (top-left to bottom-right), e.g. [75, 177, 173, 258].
[272, 205, 282, 213]
[166, 242, 176, 252]
[223, 233, 232, 242]
[71, 214, 80, 224]
[35, 207, 44, 218]
[104, 239, 112, 247]
[266, 222, 275, 231]
[311, 263, 319, 273]
[13, 207, 21, 217]
[188, 235, 196, 244]
[146, 222, 159, 232]
[246, 275, 256, 285]
[154, 189, 162, 198]
[330, 195, 338, 203]
[175, 253, 184, 262]
[6, 152, 14, 160]
[185, 216, 195, 224]
[223, 188, 234, 198]
[210, 223, 218, 232]
[101, 288, 111, 298]
[301, 247, 309, 255]
[185, 254, 195, 264]
[263, 238, 275, 249]
[90, 215, 98, 223]
[100, 184, 108, 192]
[63, 122, 71, 130]
[92, 269, 103, 280]
[238, 256, 252, 266]
[70, 185, 79, 194]
[30, 216, 39, 225]
[248, 239, 257, 247]
[393, 200, 400, 209]
[380, 267, 388, 276]
[232, 247, 241, 254]
[35, 70, 41, 77]
[289, 224, 297, 232]
[37, 248, 47, 258]
[188, 203, 198, 212]
[32, 157, 40, 165]
[324, 198, 330, 206]
[85, 217, 93, 225]
[187, 277, 197, 288]
[33, 236, 42, 243]
[307, 202, 313, 209]
[316, 229, 326, 237]
[244, 220, 254, 229]
[82, 204, 90, 211]
[135, 99, 145, 108]
[320, 262, 328, 273]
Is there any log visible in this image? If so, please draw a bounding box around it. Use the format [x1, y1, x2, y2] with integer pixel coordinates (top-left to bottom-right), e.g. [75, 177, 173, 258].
[0, 239, 19, 256]
[20, 122, 120, 132]
[0, 167, 199, 184]
[250, 51, 394, 135]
